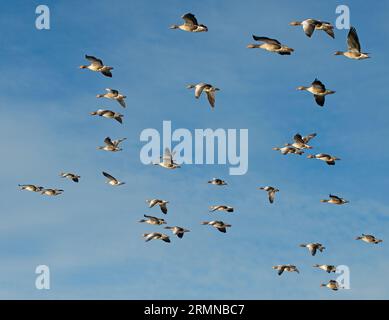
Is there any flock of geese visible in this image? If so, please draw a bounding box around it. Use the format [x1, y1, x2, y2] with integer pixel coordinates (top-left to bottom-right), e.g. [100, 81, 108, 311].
[19, 12, 382, 293]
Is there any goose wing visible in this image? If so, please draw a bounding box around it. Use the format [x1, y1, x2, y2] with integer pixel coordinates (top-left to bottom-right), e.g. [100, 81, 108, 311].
[85, 55, 103, 67]
[182, 13, 198, 26]
[252, 35, 281, 45]
[194, 83, 206, 98]
[302, 133, 317, 143]
[347, 27, 361, 53]
[268, 190, 276, 204]
[102, 171, 117, 182]
[160, 202, 168, 214]
[206, 91, 216, 108]
[302, 20, 316, 37]
[104, 137, 115, 146]
[294, 133, 305, 144]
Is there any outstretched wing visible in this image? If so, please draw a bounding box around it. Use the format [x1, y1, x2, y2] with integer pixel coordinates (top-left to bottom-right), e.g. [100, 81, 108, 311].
[294, 133, 305, 144]
[85, 55, 103, 67]
[329, 194, 342, 201]
[252, 35, 281, 45]
[206, 91, 216, 109]
[314, 95, 325, 106]
[102, 171, 116, 182]
[312, 78, 326, 91]
[302, 20, 316, 37]
[303, 133, 317, 143]
[268, 191, 276, 204]
[104, 137, 114, 146]
[182, 13, 198, 26]
[194, 83, 206, 98]
[160, 203, 168, 214]
[347, 27, 361, 53]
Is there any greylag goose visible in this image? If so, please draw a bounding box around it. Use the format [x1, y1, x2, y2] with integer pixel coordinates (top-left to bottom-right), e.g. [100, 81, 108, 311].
[356, 234, 383, 244]
[334, 27, 370, 60]
[247, 35, 294, 55]
[307, 153, 340, 165]
[272, 265, 299, 276]
[18, 184, 44, 192]
[41, 188, 63, 196]
[97, 137, 126, 152]
[321, 194, 349, 205]
[90, 109, 123, 124]
[313, 264, 337, 273]
[164, 226, 190, 238]
[96, 88, 126, 108]
[201, 220, 231, 233]
[285, 133, 316, 149]
[138, 215, 166, 225]
[170, 13, 208, 32]
[79, 55, 113, 77]
[146, 199, 169, 214]
[321, 280, 340, 291]
[289, 19, 335, 38]
[143, 232, 171, 243]
[154, 148, 181, 169]
[208, 178, 227, 186]
[102, 171, 125, 186]
[60, 172, 80, 183]
[187, 83, 219, 109]
[297, 79, 335, 106]
[258, 186, 279, 204]
[209, 205, 234, 213]
[300, 243, 325, 256]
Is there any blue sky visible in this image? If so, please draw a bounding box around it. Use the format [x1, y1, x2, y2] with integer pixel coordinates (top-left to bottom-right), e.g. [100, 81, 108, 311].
[1, 0, 388, 299]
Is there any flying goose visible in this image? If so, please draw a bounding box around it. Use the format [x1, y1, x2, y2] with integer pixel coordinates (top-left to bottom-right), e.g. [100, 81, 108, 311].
[289, 19, 335, 38]
[285, 133, 316, 149]
[143, 232, 171, 243]
[60, 172, 80, 183]
[201, 220, 231, 233]
[208, 178, 227, 186]
[18, 184, 44, 192]
[164, 226, 190, 238]
[307, 153, 340, 165]
[97, 137, 126, 152]
[96, 88, 126, 108]
[79, 55, 113, 77]
[300, 243, 325, 256]
[154, 148, 181, 169]
[90, 109, 123, 124]
[187, 83, 219, 109]
[335, 27, 370, 60]
[209, 205, 234, 213]
[321, 194, 349, 205]
[272, 265, 299, 276]
[146, 199, 169, 214]
[138, 215, 166, 225]
[247, 35, 294, 55]
[313, 264, 337, 273]
[258, 186, 279, 204]
[41, 188, 63, 196]
[102, 171, 125, 186]
[273, 146, 304, 155]
[297, 79, 335, 106]
[356, 234, 383, 244]
[321, 280, 340, 291]
[170, 13, 208, 32]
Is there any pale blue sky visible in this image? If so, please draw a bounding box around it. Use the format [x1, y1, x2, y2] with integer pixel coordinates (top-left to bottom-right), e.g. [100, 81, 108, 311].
[1, 0, 388, 299]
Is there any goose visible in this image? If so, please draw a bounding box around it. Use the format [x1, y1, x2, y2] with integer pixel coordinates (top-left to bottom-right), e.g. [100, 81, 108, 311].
[258, 186, 279, 204]
[272, 265, 299, 276]
[97, 137, 126, 152]
[79, 55, 113, 77]
[313, 264, 337, 273]
[321, 280, 340, 291]
[90, 109, 123, 124]
[321, 194, 349, 205]
[300, 243, 325, 256]
[138, 215, 166, 225]
[201, 220, 231, 233]
[164, 226, 190, 238]
[170, 13, 208, 32]
[143, 232, 171, 243]
[96, 88, 126, 108]
[289, 19, 335, 38]
[208, 178, 227, 186]
[272, 146, 304, 155]
[335, 27, 370, 60]
[356, 234, 383, 244]
[18, 184, 44, 192]
[285, 133, 316, 149]
[60, 172, 80, 183]
[187, 83, 219, 109]
[307, 153, 340, 165]
[297, 79, 335, 107]
[209, 205, 234, 213]
[247, 35, 294, 55]
[146, 199, 169, 214]
[153, 148, 181, 169]
[102, 171, 125, 186]
[41, 188, 63, 196]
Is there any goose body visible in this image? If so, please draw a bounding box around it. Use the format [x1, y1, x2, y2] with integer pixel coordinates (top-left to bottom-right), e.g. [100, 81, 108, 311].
[18, 184, 43, 192]
[321, 194, 349, 205]
[273, 146, 304, 155]
[307, 153, 340, 165]
[289, 19, 335, 38]
[138, 215, 166, 225]
[146, 199, 169, 214]
[247, 35, 294, 55]
[300, 243, 325, 256]
[102, 171, 125, 186]
[201, 220, 231, 233]
[258, 186, 279, 204]
[297, 79, 335, 106]
[170, 13, 208, 32]
[209, 205, 234, 213]
[79, 55, 113, 77]
[98, 137, 126, 152]
[90, 109, 123, 124]
[272, 264, 299, 276]
[321, 280, 340, 291]
[41, 188, 63, 196]
[60, 172, 80, 183]
[164, 226, 190, 238]
[334, 27, 370, 60]
[208, 178, 227, 186]
[97, 88, 126, 108]
[356, 234, 383, 244]
[187, 83, 219, 109]
[143, 232, 171, 243]
[313, 264, 337, 273]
